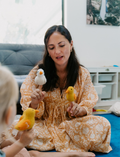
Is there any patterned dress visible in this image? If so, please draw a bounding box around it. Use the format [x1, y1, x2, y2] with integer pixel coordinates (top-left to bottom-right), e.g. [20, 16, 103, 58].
[20, 66, 112, 153]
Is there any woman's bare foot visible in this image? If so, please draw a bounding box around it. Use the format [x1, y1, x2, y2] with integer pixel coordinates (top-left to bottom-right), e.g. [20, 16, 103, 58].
[29, 150, 95, 157]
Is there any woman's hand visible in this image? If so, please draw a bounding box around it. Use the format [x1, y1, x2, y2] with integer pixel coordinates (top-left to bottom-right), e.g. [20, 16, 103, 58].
[67, 102, 87, 117]
[18, 128, 35, 147]
[30, 89, 46, 109]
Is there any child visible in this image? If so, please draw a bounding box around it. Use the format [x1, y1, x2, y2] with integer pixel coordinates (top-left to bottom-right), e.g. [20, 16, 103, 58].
[0, 66, 35, 157]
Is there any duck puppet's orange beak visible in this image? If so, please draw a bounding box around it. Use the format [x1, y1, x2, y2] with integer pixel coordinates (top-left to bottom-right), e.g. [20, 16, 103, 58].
[35, 110, 39, 113]
[65, 89, 68, 93]
[39, 71, 43, 75]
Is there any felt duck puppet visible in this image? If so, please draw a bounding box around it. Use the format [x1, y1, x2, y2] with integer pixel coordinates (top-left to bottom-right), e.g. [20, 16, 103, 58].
[35, 68, 47, 86]
[15, 108, 39, 131]
[66, 86, 76, 102]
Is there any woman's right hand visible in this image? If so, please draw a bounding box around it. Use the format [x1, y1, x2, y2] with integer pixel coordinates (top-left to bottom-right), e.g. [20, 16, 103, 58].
[30, 89, 46, 109]
[18, 128, 35, 147]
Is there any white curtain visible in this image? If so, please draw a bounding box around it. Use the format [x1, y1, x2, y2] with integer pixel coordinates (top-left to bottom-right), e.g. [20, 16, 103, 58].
[0, 0, 62, 44]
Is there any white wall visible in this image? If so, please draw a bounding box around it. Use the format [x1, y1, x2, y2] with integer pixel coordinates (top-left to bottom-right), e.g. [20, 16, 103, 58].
[64, 0, 120, 67]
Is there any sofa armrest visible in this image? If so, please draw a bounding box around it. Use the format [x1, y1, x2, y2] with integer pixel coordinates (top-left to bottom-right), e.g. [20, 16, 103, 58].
[14, 75, 27, 87]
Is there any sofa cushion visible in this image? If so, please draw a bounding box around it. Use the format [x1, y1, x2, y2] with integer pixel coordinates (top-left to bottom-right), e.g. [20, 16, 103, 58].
[0, 43, 44, 75]
[0, 43, 45, 115]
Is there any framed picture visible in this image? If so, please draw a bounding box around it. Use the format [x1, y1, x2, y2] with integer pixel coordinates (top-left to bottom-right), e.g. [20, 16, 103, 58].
[86, 0, 120, 26]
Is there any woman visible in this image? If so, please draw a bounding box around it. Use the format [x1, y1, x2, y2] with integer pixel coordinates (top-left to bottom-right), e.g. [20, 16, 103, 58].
[19, 25, 112, 156]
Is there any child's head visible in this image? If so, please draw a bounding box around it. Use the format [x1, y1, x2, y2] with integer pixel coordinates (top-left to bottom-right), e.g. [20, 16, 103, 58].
[0, 66, 18, 133]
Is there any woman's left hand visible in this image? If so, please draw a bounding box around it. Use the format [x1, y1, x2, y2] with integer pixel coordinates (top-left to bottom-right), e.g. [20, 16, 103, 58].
[67, 102, 87, 117]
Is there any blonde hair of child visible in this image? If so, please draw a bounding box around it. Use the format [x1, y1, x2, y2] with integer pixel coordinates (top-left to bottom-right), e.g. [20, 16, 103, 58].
[0, 66, 18, 134]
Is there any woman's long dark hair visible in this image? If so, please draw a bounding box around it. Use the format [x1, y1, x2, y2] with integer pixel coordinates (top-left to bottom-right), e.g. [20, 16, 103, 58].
[38, 25, 82, 91]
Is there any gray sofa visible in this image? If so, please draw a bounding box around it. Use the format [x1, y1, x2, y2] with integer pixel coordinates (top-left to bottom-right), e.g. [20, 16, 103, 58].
[0, 43, 44, 114]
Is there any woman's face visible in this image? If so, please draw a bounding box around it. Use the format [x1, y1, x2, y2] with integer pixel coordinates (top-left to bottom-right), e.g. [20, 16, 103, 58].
[47, 32, 73, 70]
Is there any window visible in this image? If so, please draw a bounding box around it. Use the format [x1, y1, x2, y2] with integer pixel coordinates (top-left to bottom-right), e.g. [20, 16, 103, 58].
[0, 0, 63, 44]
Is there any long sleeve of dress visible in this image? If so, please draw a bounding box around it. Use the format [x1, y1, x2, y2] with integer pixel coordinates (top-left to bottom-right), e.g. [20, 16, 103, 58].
[20, 66, 44, 119]
[76, 67, 98, 115]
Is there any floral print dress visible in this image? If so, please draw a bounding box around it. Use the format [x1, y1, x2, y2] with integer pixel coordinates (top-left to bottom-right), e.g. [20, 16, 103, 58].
[19, 66, 112, 153]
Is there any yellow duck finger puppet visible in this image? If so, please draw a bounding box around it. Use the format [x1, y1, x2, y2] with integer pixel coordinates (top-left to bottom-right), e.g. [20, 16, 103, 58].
[35, 68, 47, 86]
[15, 108, 39, 131]
[66, 86, 76, 102]
[66, 86, 76, 118]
